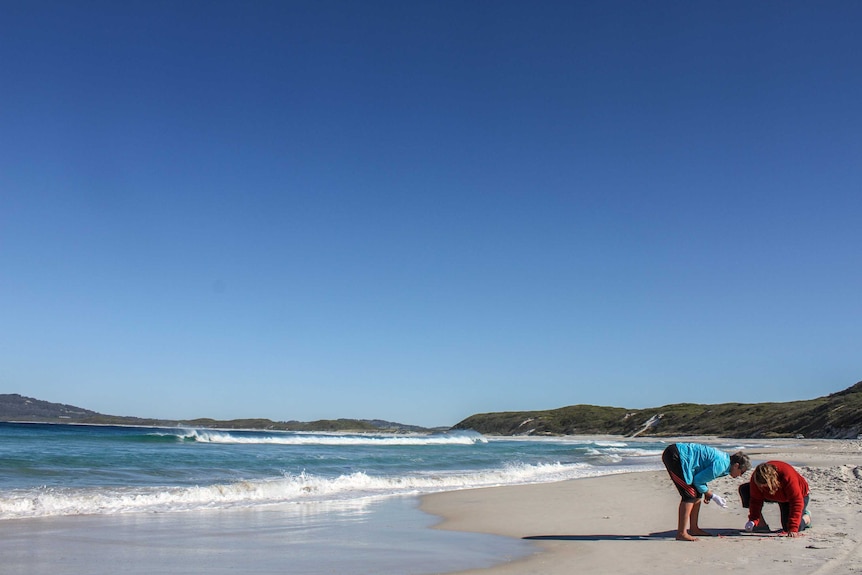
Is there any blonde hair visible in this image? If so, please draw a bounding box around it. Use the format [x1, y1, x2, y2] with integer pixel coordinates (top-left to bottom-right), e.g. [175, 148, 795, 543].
[753, 463, 780, 494]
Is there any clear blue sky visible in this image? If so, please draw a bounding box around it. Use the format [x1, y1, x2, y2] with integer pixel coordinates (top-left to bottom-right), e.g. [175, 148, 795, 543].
[1, 1, 860, 427]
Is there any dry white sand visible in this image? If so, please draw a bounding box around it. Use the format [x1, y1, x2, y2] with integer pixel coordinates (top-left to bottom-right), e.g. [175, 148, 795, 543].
[421, 438, 862, 575]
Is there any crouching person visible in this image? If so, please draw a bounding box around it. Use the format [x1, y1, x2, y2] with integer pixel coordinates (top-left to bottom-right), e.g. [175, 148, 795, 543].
[739, 461, 811, 537]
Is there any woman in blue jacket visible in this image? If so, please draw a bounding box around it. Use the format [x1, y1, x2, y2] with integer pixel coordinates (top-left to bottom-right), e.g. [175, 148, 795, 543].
[662, 443, 751, 541]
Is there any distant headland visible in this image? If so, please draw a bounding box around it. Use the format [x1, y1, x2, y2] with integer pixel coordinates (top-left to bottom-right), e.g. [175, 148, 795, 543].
[3, 380, 861, 438]
[451, 380, 862, 439]
[0, 394, 433, 433]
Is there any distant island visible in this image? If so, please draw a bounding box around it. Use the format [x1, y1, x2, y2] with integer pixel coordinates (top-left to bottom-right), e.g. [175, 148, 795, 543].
[2, 380, 861, 438]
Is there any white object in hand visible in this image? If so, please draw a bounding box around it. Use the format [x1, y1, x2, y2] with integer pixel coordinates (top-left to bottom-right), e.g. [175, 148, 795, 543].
[711, 494, 727, 508]
[745, 520, 755, 532]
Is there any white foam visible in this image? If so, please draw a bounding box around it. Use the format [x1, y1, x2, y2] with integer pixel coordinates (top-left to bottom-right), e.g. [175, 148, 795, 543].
[0, 461, 661, 520]
[182, 430, 488, 446]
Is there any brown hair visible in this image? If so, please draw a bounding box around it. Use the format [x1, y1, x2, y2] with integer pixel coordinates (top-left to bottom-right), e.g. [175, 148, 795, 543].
[730, 451, 751, 473]
[753, 463, 780, 494]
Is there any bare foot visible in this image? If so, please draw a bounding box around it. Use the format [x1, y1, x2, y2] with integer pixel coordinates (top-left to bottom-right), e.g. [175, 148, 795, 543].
[690, 529, 712, 537]
[676, 532, 699, 541]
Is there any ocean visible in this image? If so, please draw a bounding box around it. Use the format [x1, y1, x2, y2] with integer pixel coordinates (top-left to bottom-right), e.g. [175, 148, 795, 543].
[0, 422, 694, 574]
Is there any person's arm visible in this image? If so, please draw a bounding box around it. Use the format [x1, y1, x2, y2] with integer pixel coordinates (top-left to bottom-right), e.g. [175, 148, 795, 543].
[747, 483, 764, 523]
[784, 480, 806, 533]
[691, 452, 727, 493]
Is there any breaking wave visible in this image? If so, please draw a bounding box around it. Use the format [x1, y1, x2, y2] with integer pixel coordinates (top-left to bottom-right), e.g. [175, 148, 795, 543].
[0, 461, 656, 520]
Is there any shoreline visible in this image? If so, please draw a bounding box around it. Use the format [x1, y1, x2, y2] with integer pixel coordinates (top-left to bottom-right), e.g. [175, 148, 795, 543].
[2, 435, 859, 574]
[421, 438, 862, 575]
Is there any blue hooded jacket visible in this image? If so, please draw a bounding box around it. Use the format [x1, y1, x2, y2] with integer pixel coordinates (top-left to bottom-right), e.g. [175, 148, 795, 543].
[675, 443, 731, 494]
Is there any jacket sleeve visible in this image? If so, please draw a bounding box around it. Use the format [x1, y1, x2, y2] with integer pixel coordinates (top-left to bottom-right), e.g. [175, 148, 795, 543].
[747, 482, 765, 523]
[691, 455, 727, 493]
[784, 474, 806, 532]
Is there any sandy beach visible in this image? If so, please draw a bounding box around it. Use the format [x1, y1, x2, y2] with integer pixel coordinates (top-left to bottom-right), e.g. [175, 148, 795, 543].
[2, 437, 860, 574]
[422, 438, 862, 574]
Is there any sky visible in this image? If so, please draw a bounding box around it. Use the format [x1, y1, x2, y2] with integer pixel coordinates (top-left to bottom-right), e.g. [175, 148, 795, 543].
[1, 1, 860, 428]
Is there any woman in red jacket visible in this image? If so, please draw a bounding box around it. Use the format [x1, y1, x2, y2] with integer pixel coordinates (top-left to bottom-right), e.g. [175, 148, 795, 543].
[740, 461, 811, 537]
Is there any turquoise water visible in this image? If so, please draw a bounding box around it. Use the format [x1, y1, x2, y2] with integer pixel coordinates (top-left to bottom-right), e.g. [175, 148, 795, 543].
[1, 422, 680, 574]
[0, 422, 670, 518]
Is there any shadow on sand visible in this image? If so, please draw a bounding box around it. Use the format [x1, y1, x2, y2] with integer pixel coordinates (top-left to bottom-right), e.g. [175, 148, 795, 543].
[523, 528, 747, 541]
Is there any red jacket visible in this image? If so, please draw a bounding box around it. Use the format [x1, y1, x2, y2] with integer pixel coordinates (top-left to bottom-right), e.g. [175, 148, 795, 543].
[748, 461, 810, 532]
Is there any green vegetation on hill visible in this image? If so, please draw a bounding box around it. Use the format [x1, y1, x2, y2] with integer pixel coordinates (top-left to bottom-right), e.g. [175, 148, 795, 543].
[451, 381, 862, 439]
[0, 394, 422, 433]
[5, 381, 862, 438]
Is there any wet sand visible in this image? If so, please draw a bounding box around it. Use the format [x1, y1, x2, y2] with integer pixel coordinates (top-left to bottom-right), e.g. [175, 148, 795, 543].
[0, 496, 529, 575]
